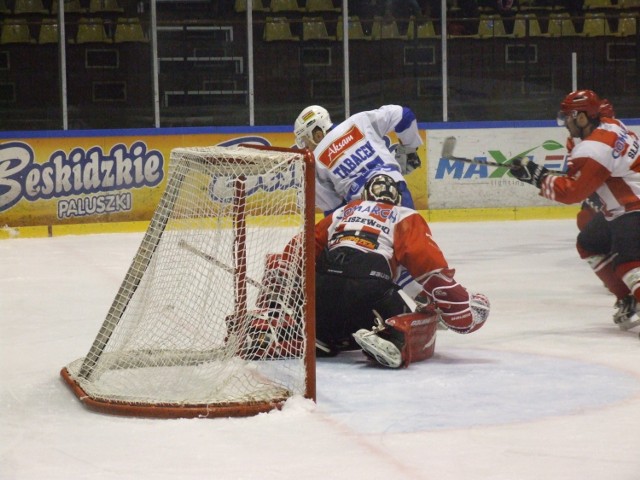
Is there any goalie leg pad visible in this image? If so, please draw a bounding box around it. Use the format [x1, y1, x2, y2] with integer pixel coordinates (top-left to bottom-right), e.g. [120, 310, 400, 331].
[385, 312, 439, 366]
[352, 311, 438, 368]
[256, 253, 287, 309]
[236, 308, 303, 360]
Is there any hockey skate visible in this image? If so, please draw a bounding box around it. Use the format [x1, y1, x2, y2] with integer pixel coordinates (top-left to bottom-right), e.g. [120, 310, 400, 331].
[613, 295, 640, 331]
[353, 328, 403, 368]
[352, 312, 404, 368]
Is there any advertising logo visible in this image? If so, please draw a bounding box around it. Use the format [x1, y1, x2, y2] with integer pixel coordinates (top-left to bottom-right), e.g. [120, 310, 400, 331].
[0, 141, 164, 218]
[435, 140, 565, 180]
[317, 125, 365, 169]
[208, 136, 301, 202]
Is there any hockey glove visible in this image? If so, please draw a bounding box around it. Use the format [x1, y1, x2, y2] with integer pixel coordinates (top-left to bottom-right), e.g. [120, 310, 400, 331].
[395, 144, 421, 174]
[583, 193, 603, 213]
[468, 292, 490, 333]
[419, 269, 490, 334]
[509, 157, 549, 188]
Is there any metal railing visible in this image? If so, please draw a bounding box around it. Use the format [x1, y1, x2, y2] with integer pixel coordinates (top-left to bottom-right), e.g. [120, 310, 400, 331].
[0, 3, 637, 130]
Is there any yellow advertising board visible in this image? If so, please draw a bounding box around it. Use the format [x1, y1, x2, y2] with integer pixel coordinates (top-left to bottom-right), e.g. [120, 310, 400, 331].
[0, 129, 427, 230]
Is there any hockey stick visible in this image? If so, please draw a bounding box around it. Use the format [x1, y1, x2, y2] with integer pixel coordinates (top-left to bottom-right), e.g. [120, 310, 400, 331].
[441, 136, 565, 176]
[441, 136, 524, 168]
[178, 239, 263, 289]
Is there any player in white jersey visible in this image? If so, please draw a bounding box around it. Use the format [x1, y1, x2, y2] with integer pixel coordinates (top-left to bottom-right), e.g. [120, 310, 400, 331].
[293, 104, 422, 215]
[310, 174, 490, 367]
[510, 89, 640, 331]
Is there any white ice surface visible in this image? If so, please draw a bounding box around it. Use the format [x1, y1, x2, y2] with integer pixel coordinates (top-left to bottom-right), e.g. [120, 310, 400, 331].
[1, 219, 639, 480]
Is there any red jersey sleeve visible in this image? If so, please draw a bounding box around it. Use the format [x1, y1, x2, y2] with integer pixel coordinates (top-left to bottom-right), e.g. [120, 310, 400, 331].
[314, 214, 333, 260]
[540, 157, 610, 204]
[392, 213, 448, 278]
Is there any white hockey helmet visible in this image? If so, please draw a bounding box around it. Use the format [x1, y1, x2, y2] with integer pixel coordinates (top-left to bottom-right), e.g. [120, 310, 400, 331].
[294, 105, 332, 150]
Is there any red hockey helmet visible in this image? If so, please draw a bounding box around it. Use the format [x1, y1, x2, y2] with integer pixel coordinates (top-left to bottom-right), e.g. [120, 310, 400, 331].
[557, 89, 602, 126]
[599, 98, 615, 118]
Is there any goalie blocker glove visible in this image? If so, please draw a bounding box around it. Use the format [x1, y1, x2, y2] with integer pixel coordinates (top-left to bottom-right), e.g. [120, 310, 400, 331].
[395, 144, 421, 174]
[418, 268, 490, 334]
[509, 157, 549, 188]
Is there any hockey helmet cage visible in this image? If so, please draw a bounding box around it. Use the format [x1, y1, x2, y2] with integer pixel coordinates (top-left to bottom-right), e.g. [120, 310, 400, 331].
[557, 89, 603, 126]
[294, 105, 332, 149]
[362, 174, 401, 206]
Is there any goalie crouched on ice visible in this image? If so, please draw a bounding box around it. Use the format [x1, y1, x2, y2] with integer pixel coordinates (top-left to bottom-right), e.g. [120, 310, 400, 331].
[307, 174, 489, 368]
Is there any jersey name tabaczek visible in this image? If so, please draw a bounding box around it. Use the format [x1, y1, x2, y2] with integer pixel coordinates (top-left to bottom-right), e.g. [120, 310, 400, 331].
[313, 105, 422, 212]
[330, 141, 376, 179]
[318, 128, 397, 201]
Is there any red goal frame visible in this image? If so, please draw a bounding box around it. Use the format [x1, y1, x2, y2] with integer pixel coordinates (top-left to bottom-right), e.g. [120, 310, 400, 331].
[60, 145, 316, 418]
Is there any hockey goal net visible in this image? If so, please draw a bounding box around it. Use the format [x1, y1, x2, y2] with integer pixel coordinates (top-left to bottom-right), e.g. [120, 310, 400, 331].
[61, 145, 316, 418]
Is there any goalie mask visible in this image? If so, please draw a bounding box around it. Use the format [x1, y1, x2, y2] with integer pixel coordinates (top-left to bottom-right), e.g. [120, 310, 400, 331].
[362, 174, 401, 206]
[294, 105, 332, 150]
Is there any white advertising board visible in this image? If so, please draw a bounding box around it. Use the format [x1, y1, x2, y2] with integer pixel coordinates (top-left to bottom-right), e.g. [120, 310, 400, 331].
[426, 124, 640, 210]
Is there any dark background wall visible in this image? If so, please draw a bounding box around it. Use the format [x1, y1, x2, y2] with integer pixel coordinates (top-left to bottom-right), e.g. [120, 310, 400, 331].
[0, 0, 637, 130]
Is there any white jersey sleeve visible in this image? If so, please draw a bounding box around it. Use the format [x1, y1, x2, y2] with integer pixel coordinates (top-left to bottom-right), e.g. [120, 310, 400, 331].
[315, 177, 343, 214]
[360, 105, 422, 150]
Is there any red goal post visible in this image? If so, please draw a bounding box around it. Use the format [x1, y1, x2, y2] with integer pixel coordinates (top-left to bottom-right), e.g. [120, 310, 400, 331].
[61, 144, 316, 418]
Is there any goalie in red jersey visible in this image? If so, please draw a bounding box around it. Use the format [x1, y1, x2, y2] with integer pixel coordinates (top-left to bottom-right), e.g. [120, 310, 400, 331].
[510, 89, 640, 331]
[308, 174, 490, 368]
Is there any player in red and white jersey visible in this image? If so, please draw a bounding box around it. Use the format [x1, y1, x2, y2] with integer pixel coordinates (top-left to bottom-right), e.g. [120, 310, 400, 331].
[293, 104, 422, 215]
[571, 98, 614, 231]
[310, 174, 490, 367]
[510, 89, 640, 331]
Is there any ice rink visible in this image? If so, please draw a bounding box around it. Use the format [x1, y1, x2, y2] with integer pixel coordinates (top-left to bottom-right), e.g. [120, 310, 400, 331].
[2, 218, 639, 480]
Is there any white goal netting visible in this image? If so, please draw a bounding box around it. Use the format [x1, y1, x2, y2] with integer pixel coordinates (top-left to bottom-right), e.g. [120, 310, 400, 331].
[61, 145, 316, 418]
